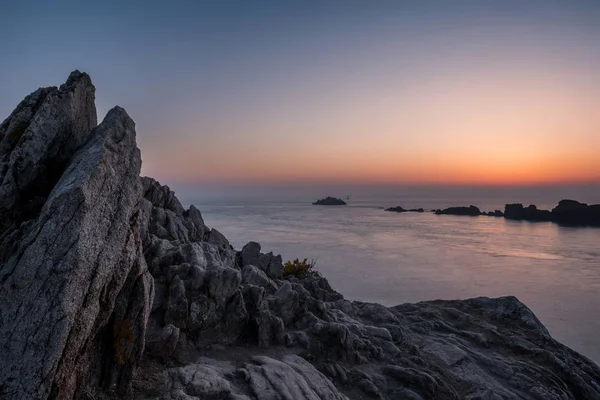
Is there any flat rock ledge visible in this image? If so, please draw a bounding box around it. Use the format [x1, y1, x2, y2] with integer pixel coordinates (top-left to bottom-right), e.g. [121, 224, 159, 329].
[1, 72, 599, 400]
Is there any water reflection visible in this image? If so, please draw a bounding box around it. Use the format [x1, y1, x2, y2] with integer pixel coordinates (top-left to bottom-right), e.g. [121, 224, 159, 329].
[198, 200, 600, 363]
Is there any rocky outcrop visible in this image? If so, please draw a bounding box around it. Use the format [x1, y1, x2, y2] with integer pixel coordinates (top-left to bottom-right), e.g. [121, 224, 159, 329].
[505, 201, 600, 226]
[2, 72, 600, 400]
[482, 209, 504, 217]
[0, 73, 152, 399]
[552, 200, 600, 226]
[0, 71, 97, 223]
[504, 203, 552, 222]
[385, 206, 424, 213]
[313, 197, 347, 206]
[135, 276, 600, 400]
[435, 205, 481, 216]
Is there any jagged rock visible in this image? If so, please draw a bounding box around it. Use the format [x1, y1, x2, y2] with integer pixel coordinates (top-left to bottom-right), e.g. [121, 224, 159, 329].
[236, 242, 284, 279]
[0, 70, 97, 221]
[239, 241, 261, 266]
[301, 274, 344, 302]
[258, 252, 284, 279]
[141, 176, 185, 216]
[255, 310, 285, 348]
[207, 227, 231, 253]
[0, 74, 152, 399]
[242, 264, 278, 294]
[265, 281, 314, 326]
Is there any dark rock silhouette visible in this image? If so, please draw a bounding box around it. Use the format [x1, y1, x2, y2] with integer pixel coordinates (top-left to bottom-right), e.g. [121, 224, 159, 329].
[435, 205, 481, 216]
[385, 206, 424, 213]
[1, 72, 600, 400]
[482, 210, 504, 217]
[551, 199, 600, 226]
[313, 196, 347, 206]
[504, 201, 600, 226]
[504, 203, 552, 221]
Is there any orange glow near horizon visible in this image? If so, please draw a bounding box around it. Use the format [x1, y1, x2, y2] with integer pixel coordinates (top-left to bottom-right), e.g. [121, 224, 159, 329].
[137, 26, 600, 187]
[141, 68, 600, 186]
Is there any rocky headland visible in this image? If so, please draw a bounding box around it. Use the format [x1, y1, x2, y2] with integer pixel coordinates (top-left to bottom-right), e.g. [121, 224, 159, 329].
[1, 72, 600, 400]
[313, 197, 347, 206]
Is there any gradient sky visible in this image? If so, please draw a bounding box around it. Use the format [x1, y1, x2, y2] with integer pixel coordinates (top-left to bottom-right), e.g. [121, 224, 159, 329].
[1, 1, 599, 186]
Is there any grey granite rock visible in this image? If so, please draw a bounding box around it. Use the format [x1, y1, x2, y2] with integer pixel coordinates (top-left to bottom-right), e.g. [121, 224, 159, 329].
[139, 355, 349, 400]
[0, 92, 152, 399]
[0, 71, 97, 219]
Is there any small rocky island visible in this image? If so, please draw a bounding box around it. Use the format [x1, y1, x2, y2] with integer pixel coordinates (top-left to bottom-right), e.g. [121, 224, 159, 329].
[428, 202, 599, 226]
[1, 72, 599, 400]
[313, 196, 347, 205]
[385, 206, 424, 213]
[505, 200, 600, 226]
[432, 206, 504, 217]
[435, 205, 482, 216]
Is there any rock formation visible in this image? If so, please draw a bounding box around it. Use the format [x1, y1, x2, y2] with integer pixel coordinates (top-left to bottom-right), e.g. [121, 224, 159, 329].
[1, 72, 600, 400]
[385, 206, 424, 213]
[504, 201, 600, 226]
[482, 209, 504, 217]
[504, 203, 552, 222]
[435, 205, 481, 216]
[0, 72, 152, 399]
[313, 197, 347, 206]
[551, 200, 600, 226]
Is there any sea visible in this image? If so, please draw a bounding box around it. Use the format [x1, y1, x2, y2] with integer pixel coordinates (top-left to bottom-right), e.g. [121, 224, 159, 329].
[178, 184, 600, 364]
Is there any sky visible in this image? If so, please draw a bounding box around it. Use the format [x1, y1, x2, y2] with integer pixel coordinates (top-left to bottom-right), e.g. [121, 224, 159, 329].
[1, 1, 600, 188]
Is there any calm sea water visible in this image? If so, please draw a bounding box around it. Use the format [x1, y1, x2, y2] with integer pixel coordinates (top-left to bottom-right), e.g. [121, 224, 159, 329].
[182, 191, 600, 363]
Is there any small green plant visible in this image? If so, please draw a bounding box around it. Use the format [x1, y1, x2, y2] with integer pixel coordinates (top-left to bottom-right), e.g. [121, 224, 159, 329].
[283, 258, 319, 278]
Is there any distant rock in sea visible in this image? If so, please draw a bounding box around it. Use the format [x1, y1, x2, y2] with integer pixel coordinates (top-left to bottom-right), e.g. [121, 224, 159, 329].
[552, 199, 600, 226]
[482, 210, 504, 217]
[435, 205, 481, 216]
[385, 206, 424, 213]
[313, 196, 347, 206]
[505, 200, 600, 227]
[505, 203, 553, 222]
